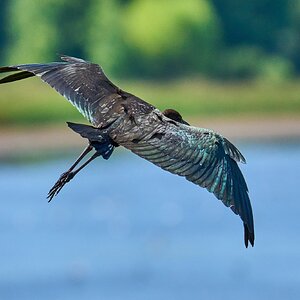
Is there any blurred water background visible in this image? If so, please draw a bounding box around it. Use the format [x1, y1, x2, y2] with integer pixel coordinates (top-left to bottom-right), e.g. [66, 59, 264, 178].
[1, 0, 300, 299]
[0, 141, 299, 300]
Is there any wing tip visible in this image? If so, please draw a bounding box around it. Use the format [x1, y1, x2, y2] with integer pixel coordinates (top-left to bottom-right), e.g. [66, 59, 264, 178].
[60, 54, 88, 64]
[244, 223, 255, 248]
[0, 69, 35, 84]
[0, 66, 19, 73]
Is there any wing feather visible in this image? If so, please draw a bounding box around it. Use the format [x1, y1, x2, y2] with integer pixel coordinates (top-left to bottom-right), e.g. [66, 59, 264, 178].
[120, 120, 254, 247]
[0, 55, 121, 124]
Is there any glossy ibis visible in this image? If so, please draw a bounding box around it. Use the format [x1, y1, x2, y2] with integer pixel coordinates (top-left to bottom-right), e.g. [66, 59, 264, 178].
[0, 56, 254, 247]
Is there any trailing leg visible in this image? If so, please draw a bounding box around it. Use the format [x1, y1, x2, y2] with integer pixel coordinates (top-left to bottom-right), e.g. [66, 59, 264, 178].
[47, 122, 117, 202]
[47, 144, 94, 202]
[47, 147, 101, 202]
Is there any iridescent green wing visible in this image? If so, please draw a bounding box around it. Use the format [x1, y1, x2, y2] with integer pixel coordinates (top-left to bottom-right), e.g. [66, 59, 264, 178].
[121, 116, 254, 247]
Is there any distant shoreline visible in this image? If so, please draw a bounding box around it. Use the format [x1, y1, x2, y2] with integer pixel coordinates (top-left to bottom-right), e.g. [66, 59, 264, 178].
[0, 116, 299, 158]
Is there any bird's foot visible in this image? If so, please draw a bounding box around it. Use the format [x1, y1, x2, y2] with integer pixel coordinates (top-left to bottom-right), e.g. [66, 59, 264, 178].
[47, 171, 75, 202]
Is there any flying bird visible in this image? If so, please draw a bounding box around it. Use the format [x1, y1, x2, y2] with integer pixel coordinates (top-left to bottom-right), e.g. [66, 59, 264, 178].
[0, 56, 254, 247]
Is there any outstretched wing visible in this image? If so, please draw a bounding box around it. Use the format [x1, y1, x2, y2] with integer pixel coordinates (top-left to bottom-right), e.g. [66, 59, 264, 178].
[0, 55, 122, 124]
[118, 114, 254, 247]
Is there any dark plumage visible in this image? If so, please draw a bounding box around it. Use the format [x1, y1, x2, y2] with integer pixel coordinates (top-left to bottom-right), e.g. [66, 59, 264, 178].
[0, 55, 254, 247]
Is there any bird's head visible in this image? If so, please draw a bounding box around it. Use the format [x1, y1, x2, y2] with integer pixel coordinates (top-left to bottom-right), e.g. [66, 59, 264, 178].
[162, 109, 190, 125]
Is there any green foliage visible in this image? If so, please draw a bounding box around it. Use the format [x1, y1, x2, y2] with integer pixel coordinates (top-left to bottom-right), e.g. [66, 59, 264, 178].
[258, 56, 295, 82]
[216, 47, 264, 79]
[2, 0, 300, 78]
[0, 0, 9, 64]
[285, 0, 300, 72]
[216, 47, 294, 81]
[1, 78, 300, 126]
[210, 0, 298, 78]
[212, 0, 290, 50]
[84, 0, 126, 76]
[5, 0, 61, 63]
[54, 0, 92, 58]
[5, 0, 93, 64]
[123, 0, 221, 76]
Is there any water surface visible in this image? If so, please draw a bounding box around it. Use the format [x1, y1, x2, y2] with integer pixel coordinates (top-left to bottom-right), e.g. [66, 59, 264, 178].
[0, 142, 299, 300]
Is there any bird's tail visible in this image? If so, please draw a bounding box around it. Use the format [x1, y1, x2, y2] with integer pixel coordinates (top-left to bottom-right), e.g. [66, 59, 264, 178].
[67, 122, 115, 159]
[67, 122, 102, 140]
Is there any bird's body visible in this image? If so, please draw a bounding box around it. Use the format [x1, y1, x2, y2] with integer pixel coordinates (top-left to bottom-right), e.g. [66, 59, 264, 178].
[0, 56, 254, 247]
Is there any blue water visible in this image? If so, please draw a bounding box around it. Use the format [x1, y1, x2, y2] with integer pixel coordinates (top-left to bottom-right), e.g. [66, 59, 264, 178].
[0, 142, 299, 300]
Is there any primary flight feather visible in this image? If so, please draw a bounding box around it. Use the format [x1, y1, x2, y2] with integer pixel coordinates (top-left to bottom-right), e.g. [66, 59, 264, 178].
[0, 55, 254, 247]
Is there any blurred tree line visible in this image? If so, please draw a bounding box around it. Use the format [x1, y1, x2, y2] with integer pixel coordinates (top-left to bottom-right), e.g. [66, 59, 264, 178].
[0, 0, 299, 80]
